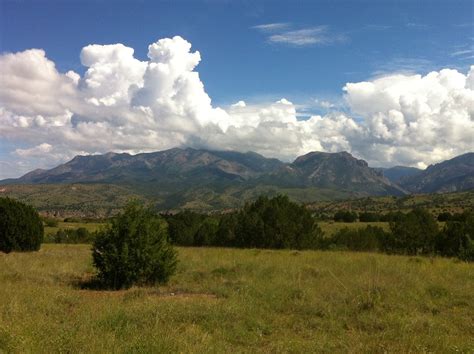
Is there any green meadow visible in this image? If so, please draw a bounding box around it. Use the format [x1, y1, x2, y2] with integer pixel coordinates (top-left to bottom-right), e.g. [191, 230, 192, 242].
[1, 244, 472, 353]
[44, 221, 105, 236]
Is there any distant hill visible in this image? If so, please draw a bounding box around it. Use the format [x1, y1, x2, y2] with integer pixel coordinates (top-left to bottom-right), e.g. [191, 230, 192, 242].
[400, 153, 474, 193]
[380, 166, 422, 184]
[288, 151, 405, 195]
[3, 148, 472, 212]
[0, 148, 408, 211]
[4, 148, 284, 185]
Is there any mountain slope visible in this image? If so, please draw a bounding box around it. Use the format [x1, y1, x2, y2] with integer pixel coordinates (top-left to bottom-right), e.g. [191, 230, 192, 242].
[1, 148, 415, 211]
[290, 151, 406, 195]
[6, 148, 284, 186]
[401, 153, 474, 193]
[380, 166, 422, 184]
[3, 148, 404, 194]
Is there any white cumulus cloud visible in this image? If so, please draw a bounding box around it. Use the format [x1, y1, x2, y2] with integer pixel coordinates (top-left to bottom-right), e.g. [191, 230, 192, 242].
[0, 36, 472, 179]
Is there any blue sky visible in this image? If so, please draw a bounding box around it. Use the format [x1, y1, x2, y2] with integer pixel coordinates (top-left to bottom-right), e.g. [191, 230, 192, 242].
[0, 0, 473, 178]
[2, 0, 472, 108]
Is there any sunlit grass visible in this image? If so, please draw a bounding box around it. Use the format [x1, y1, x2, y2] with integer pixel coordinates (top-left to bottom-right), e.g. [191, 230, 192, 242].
[44, 221, 106, 236]
[319, 221, 390, 235]
[0, 244, 472, 352]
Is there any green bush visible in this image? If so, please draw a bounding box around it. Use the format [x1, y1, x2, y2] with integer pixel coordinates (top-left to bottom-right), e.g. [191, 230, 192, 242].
[0, 197, 43, 253]
[234, 195, 323, 249]
[388, 208, 438, 255]
[92, 202, 177, 289]
[380, 211, 404, 222]
[44, 227, 95, 244]
[194, 217, 218, 246]
[436, 211, 474, 261]
[437, 212, 453, 222]
[358, 212, 381, 222]
[42, 217, 59, 227]
[330, 226, 387, 252]
[333, 210, 358, 223]
[166, 210, 205, 246]
[215, 213, 238, 246]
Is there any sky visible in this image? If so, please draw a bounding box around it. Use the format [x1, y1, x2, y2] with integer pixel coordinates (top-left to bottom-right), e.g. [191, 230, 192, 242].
[0, 0, 473, 179]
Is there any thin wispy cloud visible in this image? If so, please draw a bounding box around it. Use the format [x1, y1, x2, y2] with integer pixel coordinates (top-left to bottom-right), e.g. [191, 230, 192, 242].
[454, 23, 473, 28]
[406, 22, 429, 29]
[371, 57, 434, 77]
[251, 22, 290, 32]
[364, 24, 392, 31]
[451, 49, 473, 58]
[253, 23, 346, 47]
[450, 43, 474, 61]
[452, 49, 472, 56]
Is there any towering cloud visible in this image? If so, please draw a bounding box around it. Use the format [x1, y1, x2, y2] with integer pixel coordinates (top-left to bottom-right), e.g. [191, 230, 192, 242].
[344, 68, 474, 167]
[0, 36, 472, 178]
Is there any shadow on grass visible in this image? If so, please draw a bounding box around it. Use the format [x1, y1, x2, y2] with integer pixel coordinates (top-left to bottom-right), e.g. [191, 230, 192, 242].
[69, 274, 111, 290]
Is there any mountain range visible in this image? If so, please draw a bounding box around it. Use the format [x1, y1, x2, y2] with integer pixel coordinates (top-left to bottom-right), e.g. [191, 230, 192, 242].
[1, 148, 473, 211]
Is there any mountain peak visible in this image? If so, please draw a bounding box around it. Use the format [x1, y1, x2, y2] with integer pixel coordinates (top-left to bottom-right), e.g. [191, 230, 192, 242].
[401, 152, 474, 193]
[2, 149, 471, 204]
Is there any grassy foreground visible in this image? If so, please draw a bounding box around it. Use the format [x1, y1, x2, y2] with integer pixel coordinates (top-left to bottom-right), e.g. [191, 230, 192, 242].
[0, 245, 473, 353]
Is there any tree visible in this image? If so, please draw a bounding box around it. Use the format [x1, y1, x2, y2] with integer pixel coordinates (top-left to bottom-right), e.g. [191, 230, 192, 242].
[389, 208, 438, 255]
[92, 201, 177, 289]
[437, 212, 453, 222]
[330, 226, 387, 252]
[359, 212, 381, 222]
[436, 211, 474, 261]
[166, 210, 204, 246]
[334, 210, 358, 223]
[0, 197, 43, 253]
[234, 195, 322, 250]
[194, 217, 218, 246]
[215, 213, 238, 247]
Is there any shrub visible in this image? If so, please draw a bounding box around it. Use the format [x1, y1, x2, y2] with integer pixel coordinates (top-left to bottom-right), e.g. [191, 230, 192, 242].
[42, 217, 59, 227]
[194, 217, 218, 246]
[215, 213, 238, 247]
[437, 212, 453, 222]
[334, 210, 358, 223]
[380, 211, 404, 222]
[92, 201, 177, 289]
[388, 208, 438, 255]
[234, 195, 323, 249]
[359, 212, 381, 222]
[0, 197, 43, 253]
[46, 227, 95, 244]
[436, 211, 474, 261]
[330, 226, 387, 252]
[166, 210, 205, 246]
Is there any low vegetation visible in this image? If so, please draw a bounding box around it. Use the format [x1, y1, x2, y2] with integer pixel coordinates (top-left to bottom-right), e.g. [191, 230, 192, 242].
[164, 196, 474, 261]
[308, 190, 474, 217]
[0, 244, 472, 352]
[0, 197, 43, 253]
[92, 202, 177, 289]
[1, 194, 473, 351]
[45, 228, 96, 244]
[2, 182, 473, 215]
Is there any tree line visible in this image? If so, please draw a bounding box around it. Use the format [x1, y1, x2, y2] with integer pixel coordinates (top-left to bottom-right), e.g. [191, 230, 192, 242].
[163, 196, 474, 261]
[2, 196, 473, 259]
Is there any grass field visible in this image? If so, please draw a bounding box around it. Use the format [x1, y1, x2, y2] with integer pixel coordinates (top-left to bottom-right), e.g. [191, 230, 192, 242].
[0, 245, 472, 353]
[319, 221, 390, 235]
[44, 221, 106, 236]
